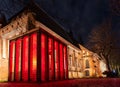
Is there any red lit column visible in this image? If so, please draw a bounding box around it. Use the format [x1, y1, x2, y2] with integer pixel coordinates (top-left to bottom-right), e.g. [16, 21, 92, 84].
[63, 46, 68, 79]
[59, 43, 64, 80]
[9, 41, 15, 81]
[30, 33, 37, 81]
[41, 33, 47, 81]
[22, 36, 29, 81]
[54, 40, 59, 80]
[15, 38, 22, 81]
[48, 37, 54, 80]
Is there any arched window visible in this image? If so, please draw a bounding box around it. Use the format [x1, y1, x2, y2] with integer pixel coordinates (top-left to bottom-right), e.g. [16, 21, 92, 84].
[86, 60, 90, 68]
[85, 70, 89, 76]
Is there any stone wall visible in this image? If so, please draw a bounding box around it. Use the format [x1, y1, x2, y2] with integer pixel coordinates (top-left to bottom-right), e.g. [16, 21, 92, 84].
[0, 58, 8, 81]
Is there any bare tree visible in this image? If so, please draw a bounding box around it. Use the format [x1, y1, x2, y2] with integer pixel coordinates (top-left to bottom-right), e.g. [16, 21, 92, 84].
[87, 19, 120, 71]
[109, 0, 120, 16]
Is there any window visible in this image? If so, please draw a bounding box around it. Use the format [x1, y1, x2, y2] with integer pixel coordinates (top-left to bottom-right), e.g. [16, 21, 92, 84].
[68, 55, 72, 70]
[85, 70, 89, 76]
[74, 57, 77, 68]
[72, 50, 75, 67]
[86, 60, 90, 68]
[78, 59, 83, 72]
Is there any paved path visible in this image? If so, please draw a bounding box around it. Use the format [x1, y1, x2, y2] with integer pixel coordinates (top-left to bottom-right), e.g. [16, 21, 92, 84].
[0, 78, 120, 87]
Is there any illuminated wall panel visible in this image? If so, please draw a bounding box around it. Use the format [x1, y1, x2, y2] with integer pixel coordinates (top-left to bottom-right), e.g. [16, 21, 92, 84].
[48, 37, 54, 80]
[41, 33, 47, 81]
[22, 36, 29, 81]
[63, 46, 68, 79]
[59, 43, 64, 80]
[15, 39, 21, 81]
[30, 33, 37, 81]
[54, 40, 59, 80]
[9, 29, 69, 82]
[9, 41, 15, 81]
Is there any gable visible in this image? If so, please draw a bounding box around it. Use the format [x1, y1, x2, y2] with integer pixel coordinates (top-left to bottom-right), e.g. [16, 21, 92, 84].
[1, 2, 80, 49]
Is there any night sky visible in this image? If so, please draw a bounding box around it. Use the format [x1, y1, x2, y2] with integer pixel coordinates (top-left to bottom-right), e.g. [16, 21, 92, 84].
[36, 0, 110, 44]
[0, 0, 120, 45]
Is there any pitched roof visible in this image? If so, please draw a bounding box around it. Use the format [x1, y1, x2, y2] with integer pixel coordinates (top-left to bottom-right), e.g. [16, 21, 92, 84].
[9, 2, 80, 49]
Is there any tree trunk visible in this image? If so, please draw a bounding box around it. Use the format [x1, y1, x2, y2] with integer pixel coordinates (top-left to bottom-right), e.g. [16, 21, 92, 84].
[105, 57, 111, 71]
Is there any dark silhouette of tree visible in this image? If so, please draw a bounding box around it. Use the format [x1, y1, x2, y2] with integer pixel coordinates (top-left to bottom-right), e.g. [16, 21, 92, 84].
[87, 19, 120, 71]
[109, 0, 120, 16]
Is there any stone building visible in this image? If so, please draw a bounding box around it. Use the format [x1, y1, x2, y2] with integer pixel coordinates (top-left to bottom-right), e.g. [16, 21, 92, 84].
[0, 3, 106, 82]
[79, 45, 107, 77]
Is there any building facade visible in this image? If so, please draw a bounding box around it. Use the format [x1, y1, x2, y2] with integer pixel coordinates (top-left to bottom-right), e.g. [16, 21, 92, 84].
[79, 45, 107, 77]
[0, 3, 106, 82]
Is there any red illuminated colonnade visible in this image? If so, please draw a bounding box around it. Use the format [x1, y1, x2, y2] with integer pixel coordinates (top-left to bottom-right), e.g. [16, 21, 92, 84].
[9, 30, 68, 82]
